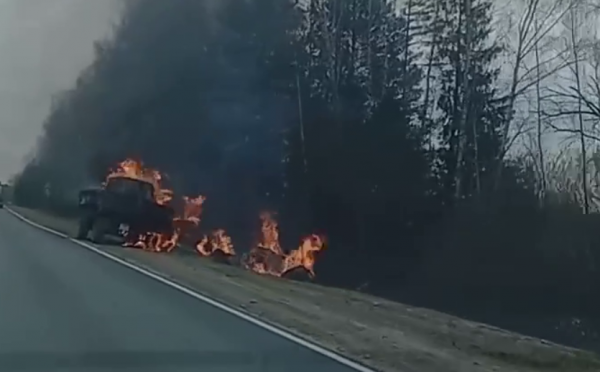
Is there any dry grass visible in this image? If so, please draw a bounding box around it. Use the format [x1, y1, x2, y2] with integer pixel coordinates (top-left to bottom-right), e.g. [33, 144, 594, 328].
[9, 206, 600, 372]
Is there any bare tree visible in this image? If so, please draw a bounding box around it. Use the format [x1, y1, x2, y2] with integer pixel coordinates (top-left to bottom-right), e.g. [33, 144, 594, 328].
[454, 0, 472, 198]
[568, 4, 589, 213]
[543, 1, 600, 212]
[494, 0, 575, 186]
[411, 0, 443, 150]
[585, 41, 600, 121]
[534, 15, 547, 197]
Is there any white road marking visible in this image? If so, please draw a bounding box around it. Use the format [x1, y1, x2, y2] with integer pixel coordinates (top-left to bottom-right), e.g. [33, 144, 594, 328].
[5, 206, 378, 372]
[5, 207, 69, 238]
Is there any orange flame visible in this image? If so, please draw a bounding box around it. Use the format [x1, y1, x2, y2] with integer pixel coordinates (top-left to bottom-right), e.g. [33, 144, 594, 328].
[179, 195, 206, 226]
[243, 212, 325, 277]
[282, 234, 325, 278]
[106, 158, 173, 205]
[106, 159, 207, 252]
[196, 229, 235, 257]
[258, 211, 283, 255]
[125, 231, 180, 252]
[124, 194, 205, 252]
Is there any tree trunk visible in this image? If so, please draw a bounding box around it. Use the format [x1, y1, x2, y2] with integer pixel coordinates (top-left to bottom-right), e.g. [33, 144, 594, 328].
[534, 17, 546, 201]
[454, 0, 472, 199]
[296, 66, 308, 175]
[570, 7, 589, 213]
[421, 1, 441, 151]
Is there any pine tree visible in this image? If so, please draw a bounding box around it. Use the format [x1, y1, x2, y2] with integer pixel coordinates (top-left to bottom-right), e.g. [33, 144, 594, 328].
[432, 0, 506, 200]
[199, 0, 304, 236]
[284, 0, 431, 284]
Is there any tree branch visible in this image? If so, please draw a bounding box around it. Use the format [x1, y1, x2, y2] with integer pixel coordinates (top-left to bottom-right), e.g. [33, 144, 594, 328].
[546, 121, 600, 142]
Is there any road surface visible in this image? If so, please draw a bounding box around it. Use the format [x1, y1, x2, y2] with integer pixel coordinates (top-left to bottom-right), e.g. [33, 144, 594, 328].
[0, 209, 361, 372]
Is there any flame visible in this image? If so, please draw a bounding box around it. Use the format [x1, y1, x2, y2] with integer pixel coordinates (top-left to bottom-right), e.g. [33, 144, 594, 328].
[106, 160, 206, 251]
[243, 212, 325, 277]
[105, 159, 325, 278]
[282, 234, 325, 278]
[106, 158, 173, 205]
[258, 211, 284, 255]
[126, 194, 206, 252]
[196, 229, 236, 257]
[196, 235, 210, 256]
[178, 195, 206, 226]
[125, 231, 180, 252]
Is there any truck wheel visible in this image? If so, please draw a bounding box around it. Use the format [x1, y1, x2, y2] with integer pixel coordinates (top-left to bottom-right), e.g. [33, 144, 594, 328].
[91, 218, 109, 244]
[76, 215, 93, 240]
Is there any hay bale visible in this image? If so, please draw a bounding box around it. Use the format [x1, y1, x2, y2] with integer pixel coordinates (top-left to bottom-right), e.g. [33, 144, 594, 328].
[243, 247, 285, 274]
[282, 266, 313, 282]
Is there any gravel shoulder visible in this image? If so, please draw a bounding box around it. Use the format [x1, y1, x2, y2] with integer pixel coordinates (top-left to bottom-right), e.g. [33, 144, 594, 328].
[8, 206, 600, 372]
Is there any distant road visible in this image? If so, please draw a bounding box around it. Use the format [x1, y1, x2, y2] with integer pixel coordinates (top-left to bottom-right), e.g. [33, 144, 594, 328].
[0, 209, 364, 372]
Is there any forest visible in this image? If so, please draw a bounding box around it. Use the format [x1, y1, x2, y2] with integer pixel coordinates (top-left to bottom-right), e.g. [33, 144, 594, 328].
[11, 0, 600, 352]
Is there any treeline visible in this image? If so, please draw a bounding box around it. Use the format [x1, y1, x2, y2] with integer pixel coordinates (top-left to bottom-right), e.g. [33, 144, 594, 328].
[12, 0, 600, 350]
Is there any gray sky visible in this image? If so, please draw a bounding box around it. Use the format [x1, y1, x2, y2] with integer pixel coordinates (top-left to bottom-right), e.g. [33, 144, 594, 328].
[0, 0, 118, 181]
[0, 0, 595, 182]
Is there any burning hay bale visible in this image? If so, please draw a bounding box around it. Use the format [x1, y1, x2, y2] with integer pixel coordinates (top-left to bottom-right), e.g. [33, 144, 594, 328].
[242, 247, 286, 276]
[201, 231, 236, 265]
[242, 215, 326, 278]
[195, 229, 236, 264]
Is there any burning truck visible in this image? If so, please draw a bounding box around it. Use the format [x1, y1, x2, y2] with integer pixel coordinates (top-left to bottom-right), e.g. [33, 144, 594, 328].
[76, 158, 325, 279]
[76, 175, 175, 245]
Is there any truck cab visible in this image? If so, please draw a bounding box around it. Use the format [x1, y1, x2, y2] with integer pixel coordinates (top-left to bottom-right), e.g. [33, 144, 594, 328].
[77, 176, 174, 244]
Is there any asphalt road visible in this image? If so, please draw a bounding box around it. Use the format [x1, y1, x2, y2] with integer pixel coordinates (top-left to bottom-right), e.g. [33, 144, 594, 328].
[0, 209, 361, 372]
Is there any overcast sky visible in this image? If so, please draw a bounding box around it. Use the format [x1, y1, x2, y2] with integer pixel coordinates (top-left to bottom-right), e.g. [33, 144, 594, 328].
[0, 0, 119, 180]
[0, 0, 595, 182]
